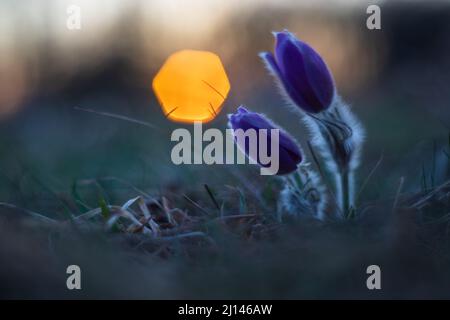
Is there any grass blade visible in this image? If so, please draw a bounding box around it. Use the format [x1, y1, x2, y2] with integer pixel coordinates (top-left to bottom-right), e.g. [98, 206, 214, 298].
[74, 106, 157, 129]
[204, 184, 220, 211]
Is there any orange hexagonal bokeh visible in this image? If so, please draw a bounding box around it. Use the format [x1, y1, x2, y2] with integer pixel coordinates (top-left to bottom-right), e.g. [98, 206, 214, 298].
[152, 50, 230, 123]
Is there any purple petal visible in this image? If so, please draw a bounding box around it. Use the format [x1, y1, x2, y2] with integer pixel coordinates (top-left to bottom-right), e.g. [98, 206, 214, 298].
[276, 33, 325, 112]
[228, 106, 302, 175]
[296, 40, 335, 111]
[259, 52, 283, 82]
[267, 30, 335, 113]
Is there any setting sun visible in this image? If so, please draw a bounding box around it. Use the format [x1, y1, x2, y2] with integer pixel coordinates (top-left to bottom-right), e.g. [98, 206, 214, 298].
[152, 50, 230, 123]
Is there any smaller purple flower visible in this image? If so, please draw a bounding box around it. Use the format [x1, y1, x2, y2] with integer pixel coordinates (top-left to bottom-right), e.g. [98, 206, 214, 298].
[228, 106, 302, 175]
[260, 30, 335, 114]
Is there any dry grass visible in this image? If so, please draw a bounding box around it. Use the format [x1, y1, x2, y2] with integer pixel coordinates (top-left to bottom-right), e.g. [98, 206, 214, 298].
[0, 178, 450, 299]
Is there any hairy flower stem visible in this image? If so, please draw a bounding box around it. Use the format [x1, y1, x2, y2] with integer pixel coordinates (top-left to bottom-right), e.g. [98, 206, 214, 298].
[279, 164, 325, 220]
[303, 98, 364, 219]
[338, 169, 351, 218]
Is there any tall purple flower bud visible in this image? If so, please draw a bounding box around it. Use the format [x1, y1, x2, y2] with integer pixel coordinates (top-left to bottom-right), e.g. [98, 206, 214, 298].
[260, 30, 335, 113]
[228, 106, 302, 175]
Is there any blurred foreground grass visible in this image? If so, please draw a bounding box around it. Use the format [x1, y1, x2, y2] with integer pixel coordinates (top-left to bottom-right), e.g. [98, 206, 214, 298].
[1, 169, 450, 299]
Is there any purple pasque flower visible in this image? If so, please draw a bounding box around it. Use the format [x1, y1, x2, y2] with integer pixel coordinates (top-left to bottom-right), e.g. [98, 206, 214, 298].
[260, 30, 335, 114]
[228, 106, 302, 175]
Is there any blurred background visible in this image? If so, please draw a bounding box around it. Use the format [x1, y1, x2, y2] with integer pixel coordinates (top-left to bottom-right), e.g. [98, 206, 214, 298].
[0, 0, 449, 216]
